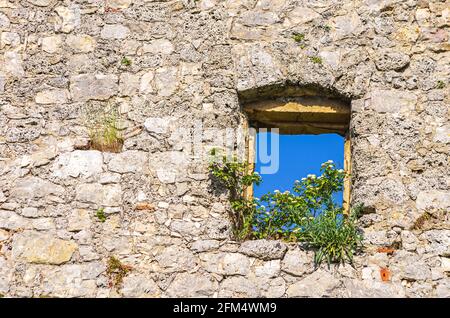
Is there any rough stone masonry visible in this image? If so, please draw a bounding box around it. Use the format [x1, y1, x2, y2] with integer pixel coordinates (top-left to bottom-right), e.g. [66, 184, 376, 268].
[0, 0, 449, 298]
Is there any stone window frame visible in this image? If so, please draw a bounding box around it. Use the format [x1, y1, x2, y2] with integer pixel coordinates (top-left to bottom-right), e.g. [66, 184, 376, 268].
[241, 95, 352, 215]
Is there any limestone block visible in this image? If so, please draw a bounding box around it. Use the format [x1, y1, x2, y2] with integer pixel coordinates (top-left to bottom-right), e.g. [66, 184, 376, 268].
[166, 272, 218, 297]
[75, 183, 122, 206]
[66, 34, 96, 53]
[41, 35, 63, 53]
[10, 177, 64, 199]
[238, 239, 287, 260]
[281, 248, 313, 276]
[35, 89, 69, 104]
[55, 5, 81, 33]
[67, 209, 91, 232]
[52, 150, 103, 179]
[12, 232, 77, 265]
[107, 150, 148, 174]
[70, 73, 118, 101]
[287, 270, 340, 297]
[199, 252, 250, 276]
[141, 39, 174, 55]
[101, 24, 129, 39]
[369, 89, 417, 113]
[155, 66, 179, 97]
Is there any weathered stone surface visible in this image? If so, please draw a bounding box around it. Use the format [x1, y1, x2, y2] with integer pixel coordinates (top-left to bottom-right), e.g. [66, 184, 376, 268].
[121, 274, 160, 297]
[119, 72, 140, 95]
[52, 150, 103, 179]
[70, 74, 118, 101]
[375, 50, 410, 71]
[67, 209, 91, 232]
[141, 39, 174, 55]
[106, 0, 132, 9]
[281, 248, 313, 276]
[101, 24, 129, 39]
[35, 89, 69, 104]
[12, 232, 77, 264]
[66, 34, 96, 52]
[254, 260, 281, 278]
[284, 7, 320, 25]
[154, 67, 178, 96]
[218, 276, 259, 297]
[166, 272, 218, 297]
[343, 280, 406, 298]
[41, 35, 63, 53]
[55, 5, 80, 33]
[107, 150, 147, 174]
[75, 183, 122, 206]
[416, 191, 450, 212]
[239, 240, 287, 260]
[369, 90, 417, 113]
[27, 0, 52, 6]
[3, 51, 24, 77]
[144, 117, 174, 134]
[287, 270, 340, 297]
[155, 246, 197, 272]
[40, 263, 102, 297]
[403, 261, 432, 281]
[200, 252, 250, 276]
[0, 211, 31, 230]
[10, 177, 64, 199]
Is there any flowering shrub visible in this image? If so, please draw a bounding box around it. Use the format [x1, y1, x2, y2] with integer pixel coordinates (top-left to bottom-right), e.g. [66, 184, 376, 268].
[209, 149, 363, 266]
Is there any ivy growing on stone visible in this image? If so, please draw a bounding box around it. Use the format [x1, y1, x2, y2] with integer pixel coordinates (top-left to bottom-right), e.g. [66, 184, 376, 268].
[209, 149, 363, 266]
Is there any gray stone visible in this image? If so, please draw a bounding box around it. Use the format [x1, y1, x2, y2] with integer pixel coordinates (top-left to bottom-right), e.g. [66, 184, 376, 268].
[254, 260, 281, 278]
[218, 276, 259, 297]
[27, 0, 52, 6]
[107, 150, 148, 174]
[0, 211, 31, 230]
[239, 240, 287, 260]
[55, 5, 81, 33]
[284, 7, 320, 26]
[343, 279, 406, 298]
[155, 67, 179, 97]
[191, 240, 220, 253]
[10, 177, 64, 199]
[70, 74, 118, 101]
[200, 252, 250, 276]
[75, 183, 122, 206]
[281, 248, 313, 276]
[121, 274, 161, 297]
[287, 270, 340, 297]
[119, 72, 140, 96]
[141, 39, 174, 55]
[101, 24, 129, 39]
[3, 51, 25, 77]
[35, 89, 69, 104]
[0, 12, 8, 30]
[66, 34, 96, 53]
[155, 246, 197, 272]
[52, 150, 103, 179]
[67, 209, 91, 232]
[144, 117, 175, 134]
[166, 272, 218, 297]
[41, 35, 63, 53]
[403, 262, 432, 281]
[369, 90, 417, 113]
[12, 231, 77, 265]
[375, 50, 410, 71]
[106, 0, 132, 9]
[416, 191, 450, 212]
[41, 264, 97, 297]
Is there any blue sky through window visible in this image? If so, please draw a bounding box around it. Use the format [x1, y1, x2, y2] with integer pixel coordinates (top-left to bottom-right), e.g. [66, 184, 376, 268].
[254, 132, 344, 205]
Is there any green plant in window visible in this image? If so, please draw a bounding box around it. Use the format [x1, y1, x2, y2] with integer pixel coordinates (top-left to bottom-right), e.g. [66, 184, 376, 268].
[209, 154, 363, 266]
[209, 148, 262, 240]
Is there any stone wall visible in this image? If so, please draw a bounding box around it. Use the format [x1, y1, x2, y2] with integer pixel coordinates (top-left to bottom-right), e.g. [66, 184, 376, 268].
[0, 0, 449, 297]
